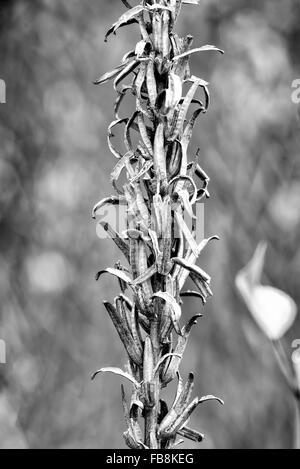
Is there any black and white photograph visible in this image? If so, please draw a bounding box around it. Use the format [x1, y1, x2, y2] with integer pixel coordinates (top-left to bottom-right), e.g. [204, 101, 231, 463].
[0, 0, 300, 452]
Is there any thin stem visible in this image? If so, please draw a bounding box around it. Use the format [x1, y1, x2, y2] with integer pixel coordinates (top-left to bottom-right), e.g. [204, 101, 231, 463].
[272, 340, 296, 395]
[294, 396, 300, 450]
[144, 317, 160, 448]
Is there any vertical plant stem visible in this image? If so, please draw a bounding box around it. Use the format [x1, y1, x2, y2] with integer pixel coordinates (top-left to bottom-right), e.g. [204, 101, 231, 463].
[145, 318, 160, 448]
[294, 396, 300, 450]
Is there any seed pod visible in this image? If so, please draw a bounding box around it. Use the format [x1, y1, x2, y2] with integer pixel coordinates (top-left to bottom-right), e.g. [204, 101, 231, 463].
[169, 77, 202, 141]
[114, 60, 140, 91]
[110, 151, 133, 193]
[153, 12, 163, 52]
[162, 315, 201, 384]
[137, 112, 153, 157]
[164, 72, 182, 114]
[159, 276, 174, 343]
[121, 385, 145, 449]
[130, 160, 153, 183]
[173, 372, 194, 413]
[104, 301, 142, 366]
[137, 238, 154, 308]
[99, 222, 130, 262]
[146, 53, 158, 108]
[153, 291, 182, 336]
[167, 141, 182, 178]
[173, 34, 194, 80]
[124, 111, 138, 153]
[116, 295, 132, 336]
[134, 61, 147, 99]
[159, 196, 172, 275]
[128, 230, 140, 280]
[105, 5, 145, 42]
[178, 426, 204, 443]
[152, 193, 163, 237]
[143, 336, 155, 408]
[153, 122, 168, 193]
[134, 182, 151, 229]
[94, 63, 126, 85]
[174, 210, 198, 257]
[115, 261, 130, 293]
[161, 10, 170, 57]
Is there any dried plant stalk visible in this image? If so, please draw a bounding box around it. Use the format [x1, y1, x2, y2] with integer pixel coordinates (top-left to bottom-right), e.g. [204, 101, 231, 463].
[92, 0, 224, 449]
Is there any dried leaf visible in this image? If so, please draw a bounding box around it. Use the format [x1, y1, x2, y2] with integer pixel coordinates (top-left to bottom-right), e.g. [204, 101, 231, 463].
[173, 45, 224, 62]
[92, 367, 139, 388]
[173, 257, 211, 283]
[108, 118, 128, 159]
[199, 395, 224, 406]
[178, 426, 204, 442]
[183, 0, 200, 4]
[146, 53, 158, 108]
[153, 122, 167, 192]
[169, 77, 203, 141]
[92, 195, 125, 219]
[153, 353, 182, 376]
[95, 267, 132, 284]
[162, 315, 201, 384]
[103, 301, 143, 366]
[94, 63, 126, 85]
[153, 291, 182, 335]
[114, 60, 140, 90]
[105, 6, 145, 42]
[121, 0, 132, 9]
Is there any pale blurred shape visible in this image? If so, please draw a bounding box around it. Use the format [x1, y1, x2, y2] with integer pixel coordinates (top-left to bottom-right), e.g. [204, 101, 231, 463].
[44, 79, 102, 152]
[0, 159, 19, 216]
[236, 242, 297, 340]
[12, 356, 40, 393]
[35, 160, 88, 210]
[25, 251, 73, 293]
[0, 395, 28, 449]
[268, 183, 300, 232]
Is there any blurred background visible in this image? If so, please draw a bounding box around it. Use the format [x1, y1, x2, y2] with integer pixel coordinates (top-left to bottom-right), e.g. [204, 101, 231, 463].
[0, 0, 300, 449]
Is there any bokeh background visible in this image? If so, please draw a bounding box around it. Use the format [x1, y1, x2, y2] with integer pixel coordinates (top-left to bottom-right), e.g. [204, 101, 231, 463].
[0, 0, 300, 449]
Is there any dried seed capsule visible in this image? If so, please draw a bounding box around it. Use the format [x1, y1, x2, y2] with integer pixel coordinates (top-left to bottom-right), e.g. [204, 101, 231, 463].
[104, 301, 142, 366]
[162, 315, 201, 385]
[153, 122, 168, 193]
[142, 337, 155, 408]
[161, 10, 170, 57]
[114, 60, 140, 91]
[137, 238, 154, 309]
[146, 53, 158, 109]
[159, 196, 172, 275]
[124, 111, 139, 153]
[169, 77, 202, 141]
[167, 141, 182, 178]
[137, 112, 153, 157]
[178, 426, 204, 443]
[164, 72, 182, 113]
[153, 12, 163, 52]
[134, 182, 151, 229]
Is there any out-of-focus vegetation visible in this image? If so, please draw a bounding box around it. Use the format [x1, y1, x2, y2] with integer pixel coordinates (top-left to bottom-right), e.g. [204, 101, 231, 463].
[0, 0, 299, 449]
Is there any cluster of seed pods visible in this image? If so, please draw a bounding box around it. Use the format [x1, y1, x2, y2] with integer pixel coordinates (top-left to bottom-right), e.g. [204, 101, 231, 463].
[92, 0, 224, 449]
